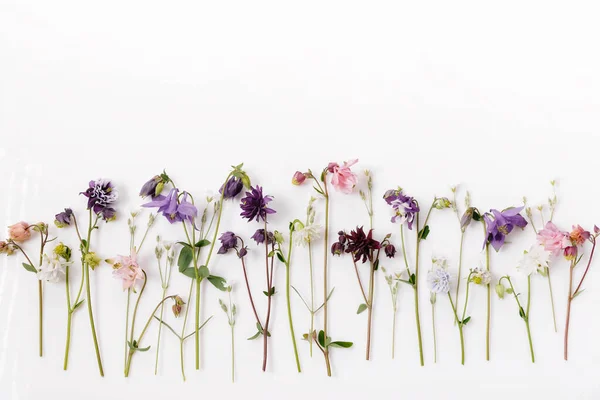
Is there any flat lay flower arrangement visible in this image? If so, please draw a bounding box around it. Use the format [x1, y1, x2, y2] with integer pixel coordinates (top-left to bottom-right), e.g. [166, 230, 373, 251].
[1, 162, 596, 381]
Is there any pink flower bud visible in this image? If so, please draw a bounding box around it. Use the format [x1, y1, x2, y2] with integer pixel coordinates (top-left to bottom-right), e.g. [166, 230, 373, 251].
[8, 221, 31, 242]
[564, 246, 578, 261]
[292, 171, 307, 186]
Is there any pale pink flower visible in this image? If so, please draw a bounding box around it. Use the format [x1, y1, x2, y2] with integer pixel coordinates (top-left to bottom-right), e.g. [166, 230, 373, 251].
[328, 159, 358, 194]
[292, 171, 307, 185]
[8, 221, 31, 242]
[112, 251, 144, 290]
[569, 225, 590, 246]
[536, 222, 570, 256]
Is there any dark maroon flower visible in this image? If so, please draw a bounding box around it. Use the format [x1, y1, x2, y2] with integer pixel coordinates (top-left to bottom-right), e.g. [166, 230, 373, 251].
[80, 179, 118, 221]
[343, 226, 381, 263]
[384, 244, 396, 258]
[251, 229, 274, 245]
[220, 177, 244, 200]
[331, 241, 345, 256]
[240, 186, 276, 223]
[218, 231, 238, 254]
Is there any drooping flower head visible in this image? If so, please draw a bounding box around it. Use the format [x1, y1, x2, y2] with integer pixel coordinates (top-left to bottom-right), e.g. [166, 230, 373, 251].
[292, 171, 308, 186]
[293, 223, 322, 247]
[251, 229, 275, 245]
[483, 207, 528, 251]
[112, 251, 144, 291]
[8, 221, 32, 242]
[517, 245, 551, 276]
[240, 186, 276, 223]
[218, 231, 239, 254]
[38, 253, 71, 283]
[54, 208, 73, 228]
[341, 226, 381, 263]
[427, 258, 451, 294]
[327, 159, 358, 194]
[383, 189, 420, 230]
[142, 188, 197, 224]
[81, 179, 118, 221]
[384, 244, 396, 258]
[537, 221, 570, 256]
[220, 176, 244, 200]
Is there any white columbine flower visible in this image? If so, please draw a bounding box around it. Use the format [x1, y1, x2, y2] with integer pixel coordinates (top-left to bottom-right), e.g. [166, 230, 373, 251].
[37, 254, 71, 283]
[517, 245, 550, 276]
[293, 223, 322, 247]
[427, 257, 451, 294]
[470, 267, 491, 285]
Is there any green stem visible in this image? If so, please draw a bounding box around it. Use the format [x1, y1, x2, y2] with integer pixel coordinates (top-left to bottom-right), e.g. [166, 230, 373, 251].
[179, 278, 194, 381]
[432, 302, 436, 363]
[231, 325, 235, 383]
[454, 232, 465, 325]
[483, 218, 491, 361]
[545, 267, 557, 332]
[124, 289, 131, 372]
[400, 225, 410, 275]
[322, 183, 332, 377]
[195, 276, 201, 370]
[285, 234, 301, 372]
[154, 287, 168, 375]
[63, 311, 72, 370]
[366, 258, 375, 361]
[308, 241, 314, 358]
[391, 307, 397, 359]
[448, 293, 465, 365]
[38, 279, 43, 357]
[414, 212, 427, 367]
[526, 275, 535, 363]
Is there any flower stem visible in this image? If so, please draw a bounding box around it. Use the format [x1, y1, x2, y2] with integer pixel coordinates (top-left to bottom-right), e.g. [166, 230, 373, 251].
[124, 289, 131, 372]
[564, 261, 574, 360]
[484, 240, 491, 361]
[308, 241, 314, 358]
[454, 232, 465, 325]
[63, 311, 72, 370]
[285, 233, 301, 372]
[231, 325, 235, 383]
[526, 275, 535, 363]
[431, 302, 437, 363]
[414, 214, 425, 366]
[322, 182, 332, 377]
[391, 308, 397, 359]
[195, 277, 201, 370]
[179, 279, 194, 381]
[85, 262, 104, 376]
[38, 280, 43, 357]
[448, 293, 465, 365]
[366, 259, 375, 361]
[545, 268, 557, 332]
[154, 287, 168, 375]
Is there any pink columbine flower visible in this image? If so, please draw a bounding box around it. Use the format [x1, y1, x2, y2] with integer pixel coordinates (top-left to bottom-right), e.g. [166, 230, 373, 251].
[8, 221, 32, 242]
[536, 221, 570, 256]
[292, 171, 307, 185]
[564, 246, 578, 261]
[569, 225, 590, 246]
[112, 251, 144, 290]
[328, 159, 358, 194]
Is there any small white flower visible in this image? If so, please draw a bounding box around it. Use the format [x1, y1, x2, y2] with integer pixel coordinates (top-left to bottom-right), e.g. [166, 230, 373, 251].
[37, 254, 71, 283]
[427, 257, 451, 294]
[293, 223, 322, 247]
[470, 267, 491, 285]
[517, 245, 550, 276]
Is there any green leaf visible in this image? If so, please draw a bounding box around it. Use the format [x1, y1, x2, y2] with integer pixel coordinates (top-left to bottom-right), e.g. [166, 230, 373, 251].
[418, 225, 430, 241]
[247, 331, 261, 340]
[22, 263, 37, 273]
[328, 341, 353, 349]
[177, 241, 192, 248]
[207, 275, 227, 291]
[198, 265, 210, 280]
[472, 210, 481, 221]
[409, 273, 416, 286]
[80, 239, 88, 249]
[317, 330, 326, 348]
[461, 316, 471, 326]
[356, 303, 368, 314]
[180, 267, 197, 279]
[276, 252, 286, 263]
[519, 307, 526, 320]
[178, 246, 193, 272]
[194, 239, 211, 248]
[127, 340, 151, 352]
[263, 287, 276, 297]
[573, 289, 585, 299]
[506, 287, 514, 294]
[373, 259, 379, 271]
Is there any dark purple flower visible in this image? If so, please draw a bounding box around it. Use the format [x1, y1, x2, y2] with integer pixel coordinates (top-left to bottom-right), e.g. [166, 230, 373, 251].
[80, 179, 118, 221]
[55, 208, 73, 227]
[240, 186, 276, 223]
[251, 229, 275, 245]
[238, 247, 248, 258]
[331, 241, 345, 256]
[139, 175, 162, 198]
[337, 230, 347, 244]
[483, 206, 528, 251]
[218, 231, 238, 254]
[343, 226, 381, 263]
[384, 244, 396, 258]
[220, 177, 244, 200]
[142, 188, 197, 224]
[384, 189, 420, 230]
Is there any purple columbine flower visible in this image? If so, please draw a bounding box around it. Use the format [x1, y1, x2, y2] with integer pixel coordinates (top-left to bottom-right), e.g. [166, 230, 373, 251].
[384, 189, 420, 230]
[384, 244, 396, 258]
[81, 179, 118, 221]
[220, 177, 244, 200]
[240, 186, 276, 223]
[343, 226, 381, 263]
[142, 188, 197, 224]
[139, 175, 161, 198]
[251, 229, 275, 245]
[483, 207, 528, 251]
[55, 208, 73, 227]
[331, 241, 345, 256]
[218, 231, 238, 254]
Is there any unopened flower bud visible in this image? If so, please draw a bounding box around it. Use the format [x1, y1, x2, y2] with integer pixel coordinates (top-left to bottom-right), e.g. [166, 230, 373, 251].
[274, 231, 284, 245]
[8, 221, 31, 242]
[292, 171, 307, 186]
[238, 247, 248, 258]
[433, 197, 452, 210]
[564, 246, 578, 261]
[53, 243, 72, 261]
[0, 240, 16, 255]
[84, 252, 101, 270]
[495, 283, 505, 299]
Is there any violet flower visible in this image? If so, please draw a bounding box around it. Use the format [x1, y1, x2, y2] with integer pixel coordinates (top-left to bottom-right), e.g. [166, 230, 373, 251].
[220, 177, 244, 200]
[483, 207, 528, 251]
[251, 229, 275, 245]
[383, 189, 420, 230]
[80, 179, 118, 221]
[240, 186, 276, 223]
[142, 188, 197, 224]
[218, 231, 239, 254]
[55, 208, 73, 227]
[139, 175, 161, 198]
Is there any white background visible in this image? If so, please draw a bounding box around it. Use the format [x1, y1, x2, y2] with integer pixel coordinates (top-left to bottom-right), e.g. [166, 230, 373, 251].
[1, 1, 600, 399]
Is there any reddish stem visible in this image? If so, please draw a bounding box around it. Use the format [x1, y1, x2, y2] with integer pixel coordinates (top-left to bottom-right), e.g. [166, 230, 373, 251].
[239, 256, 263, 330]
